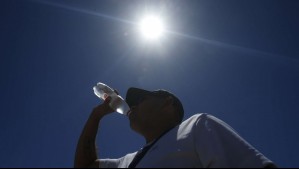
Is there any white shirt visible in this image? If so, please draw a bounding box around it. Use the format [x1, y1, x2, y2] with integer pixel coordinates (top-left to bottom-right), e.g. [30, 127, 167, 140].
[99, 113, 275, 168]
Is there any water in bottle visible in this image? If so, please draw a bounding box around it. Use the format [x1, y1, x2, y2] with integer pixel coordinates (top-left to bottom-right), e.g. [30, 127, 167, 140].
[93, 82, 130, 116]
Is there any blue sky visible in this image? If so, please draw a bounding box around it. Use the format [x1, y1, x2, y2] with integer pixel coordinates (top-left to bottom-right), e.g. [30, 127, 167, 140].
[0, 0, 298, 167]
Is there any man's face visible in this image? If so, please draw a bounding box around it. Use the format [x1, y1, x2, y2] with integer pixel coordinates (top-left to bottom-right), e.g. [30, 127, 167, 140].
[128, 95, 166, 133]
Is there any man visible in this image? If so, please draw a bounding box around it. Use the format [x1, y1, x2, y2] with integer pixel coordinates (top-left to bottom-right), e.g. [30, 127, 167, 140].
[74, 87, 276, 168]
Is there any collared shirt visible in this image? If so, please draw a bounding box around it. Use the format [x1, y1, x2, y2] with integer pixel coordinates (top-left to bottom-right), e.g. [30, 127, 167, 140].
[99, 113, 276, 168]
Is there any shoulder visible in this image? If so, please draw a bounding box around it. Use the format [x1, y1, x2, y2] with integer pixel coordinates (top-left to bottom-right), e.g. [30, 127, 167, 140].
[182, 113, 230, 127]
[181, 113, 205, 123]
[180, 113, 211, 126]
[176, 113, 210, 136]
[179, 113, 235, 135]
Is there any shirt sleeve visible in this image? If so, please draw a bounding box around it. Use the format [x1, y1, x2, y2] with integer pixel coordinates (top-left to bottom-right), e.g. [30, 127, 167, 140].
[99, 152, 137, 168]
[194, 113, 276, 168]
[99, 158, 121, 168]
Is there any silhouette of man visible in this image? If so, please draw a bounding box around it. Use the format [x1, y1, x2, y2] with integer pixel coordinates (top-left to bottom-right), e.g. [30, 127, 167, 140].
[75, 87, 276, 168]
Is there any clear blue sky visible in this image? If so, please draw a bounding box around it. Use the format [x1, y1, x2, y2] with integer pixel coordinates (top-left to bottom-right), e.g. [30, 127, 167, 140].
[1, 0, 298, 167]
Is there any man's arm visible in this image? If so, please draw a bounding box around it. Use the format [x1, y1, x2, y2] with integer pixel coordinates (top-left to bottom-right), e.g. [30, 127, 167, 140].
[74, 98, 114, 168]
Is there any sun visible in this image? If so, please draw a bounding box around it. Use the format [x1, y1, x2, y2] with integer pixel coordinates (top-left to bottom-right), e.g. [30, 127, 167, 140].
[139, 15, 165, 40]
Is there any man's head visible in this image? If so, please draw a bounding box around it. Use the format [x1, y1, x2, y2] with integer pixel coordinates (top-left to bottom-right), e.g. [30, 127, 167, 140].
[125, 87, 184, 141]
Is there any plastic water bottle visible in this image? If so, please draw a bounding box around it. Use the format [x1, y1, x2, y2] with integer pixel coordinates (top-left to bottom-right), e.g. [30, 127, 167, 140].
[93, 82, 130, 116]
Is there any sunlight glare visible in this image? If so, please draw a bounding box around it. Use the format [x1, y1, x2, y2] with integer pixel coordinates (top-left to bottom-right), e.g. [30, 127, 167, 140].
[139, 16, 164, 40]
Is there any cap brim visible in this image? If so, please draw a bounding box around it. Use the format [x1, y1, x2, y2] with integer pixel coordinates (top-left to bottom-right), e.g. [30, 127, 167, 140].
[126, 87, 152, 108]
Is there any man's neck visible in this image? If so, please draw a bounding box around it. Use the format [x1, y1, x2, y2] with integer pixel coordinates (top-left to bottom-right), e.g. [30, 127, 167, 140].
[144, 126, 174, 144]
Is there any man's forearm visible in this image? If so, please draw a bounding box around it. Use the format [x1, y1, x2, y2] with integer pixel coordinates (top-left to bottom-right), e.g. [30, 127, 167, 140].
[74, 110, 104, 168]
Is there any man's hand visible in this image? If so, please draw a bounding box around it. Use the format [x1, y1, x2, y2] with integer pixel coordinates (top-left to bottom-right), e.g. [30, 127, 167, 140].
[91, 96, 115, 118]
[92, 89, 120, 118]
[74, 90, 120, 168]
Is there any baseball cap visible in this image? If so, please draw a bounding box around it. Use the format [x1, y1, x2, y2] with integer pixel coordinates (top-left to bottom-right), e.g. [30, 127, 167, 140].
[125, 87, 184, 123]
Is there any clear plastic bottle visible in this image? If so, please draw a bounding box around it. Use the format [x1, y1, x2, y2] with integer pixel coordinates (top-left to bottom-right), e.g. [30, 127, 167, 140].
[93, 82, 130, 116]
